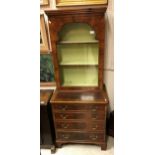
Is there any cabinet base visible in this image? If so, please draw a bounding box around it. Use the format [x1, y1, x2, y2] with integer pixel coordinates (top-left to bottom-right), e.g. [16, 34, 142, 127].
[56, 141, 107, 150]
[101, 143, 107, 150]
[56, 142, 62, 148]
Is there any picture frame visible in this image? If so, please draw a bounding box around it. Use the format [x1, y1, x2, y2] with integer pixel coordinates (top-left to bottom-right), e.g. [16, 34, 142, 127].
[40, 0, 49, 6]
[40, 53, 56, 87]
[56, 0, 108, 7]
[40, 13, 49, 52]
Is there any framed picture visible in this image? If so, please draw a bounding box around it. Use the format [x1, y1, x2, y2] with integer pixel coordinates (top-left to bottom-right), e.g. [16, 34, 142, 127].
[40, 54, 56, 87]
[40, 0, 49, 6]
[40, 13, 49, 52]
[56, 0, 108, 7]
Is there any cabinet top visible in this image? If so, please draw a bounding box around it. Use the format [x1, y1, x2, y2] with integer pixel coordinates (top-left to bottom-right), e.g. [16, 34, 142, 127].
[45, 7, 108, 17]
[40, 90, 53, 105]
[51, 86, 109, 104]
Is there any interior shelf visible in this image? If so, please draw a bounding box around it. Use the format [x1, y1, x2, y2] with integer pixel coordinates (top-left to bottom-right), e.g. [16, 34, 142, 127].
[59, 62, 98, 66]
[58, 40, 98, 44]
[62, 83, 98, 87]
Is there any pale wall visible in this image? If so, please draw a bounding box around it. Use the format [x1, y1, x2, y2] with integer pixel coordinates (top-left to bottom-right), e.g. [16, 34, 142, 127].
[104, 0, 114, 110]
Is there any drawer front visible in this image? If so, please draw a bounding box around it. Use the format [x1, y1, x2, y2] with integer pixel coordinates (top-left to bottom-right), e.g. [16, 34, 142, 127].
[57, 132, 104, 142]
[54, 112, 86, 120]
[53, 104, 105, 111]
[53, 104, 87, 111]
[55, 121, 104, 131]
[56, 122, 87, 130]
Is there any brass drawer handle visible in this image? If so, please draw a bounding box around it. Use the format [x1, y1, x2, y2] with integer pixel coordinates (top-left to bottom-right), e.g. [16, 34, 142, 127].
[62, 105, 68, 111]
[60, 114, 67, 119]
[92, 108, 97, 112]
[62, 134, 69, 139]
[61, 124, 69, 129]
[90, 135, 98, 140]
[92, 125, 98, 130]
[92, 115, 97, 120]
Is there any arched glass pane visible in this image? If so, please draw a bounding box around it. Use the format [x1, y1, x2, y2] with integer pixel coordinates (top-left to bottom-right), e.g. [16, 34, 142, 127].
[59, 23, 97, 42]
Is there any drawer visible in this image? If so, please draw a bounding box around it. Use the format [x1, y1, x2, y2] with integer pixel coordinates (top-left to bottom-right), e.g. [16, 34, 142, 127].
[54, 112, 86, 120]
[57, 132, 104, 142]
[53, 104, 87, 111]
[53, 104, 105, 111]
[56, 122, 87, 130]
[55, 121, 104, 131]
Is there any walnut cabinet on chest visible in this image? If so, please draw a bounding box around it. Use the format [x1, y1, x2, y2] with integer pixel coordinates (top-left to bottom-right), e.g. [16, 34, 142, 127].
[45, 7, 109, 150]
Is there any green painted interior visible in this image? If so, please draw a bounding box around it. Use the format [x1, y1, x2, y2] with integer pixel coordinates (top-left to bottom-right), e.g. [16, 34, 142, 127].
[57, 43, 99, 65]
[60, 66, 98, 86]
[58, 23, 97, 41]
[58, 23, 99, 87]
[40, 54, 55, 82]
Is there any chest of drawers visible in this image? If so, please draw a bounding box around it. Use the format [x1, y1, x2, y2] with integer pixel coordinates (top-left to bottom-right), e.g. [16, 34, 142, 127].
[50, 87, 109, 150]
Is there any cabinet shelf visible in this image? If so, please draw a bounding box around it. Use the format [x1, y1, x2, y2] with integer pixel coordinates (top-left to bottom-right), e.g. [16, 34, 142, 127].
[62, 83, 98, 87]
[59, 62, 98, 66]
[58, 40, 98, 44]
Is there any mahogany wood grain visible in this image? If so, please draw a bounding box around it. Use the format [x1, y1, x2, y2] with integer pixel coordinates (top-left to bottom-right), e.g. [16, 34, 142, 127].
[40, 90, 53, 105]
[51, 90, 108, 103]
[45, 7, 107, 90]
[45, 7, 109, 150]
[50, 86, 109, 150]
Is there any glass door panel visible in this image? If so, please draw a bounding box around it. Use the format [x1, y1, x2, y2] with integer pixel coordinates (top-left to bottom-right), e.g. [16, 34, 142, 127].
[58, 23, 99, 87]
